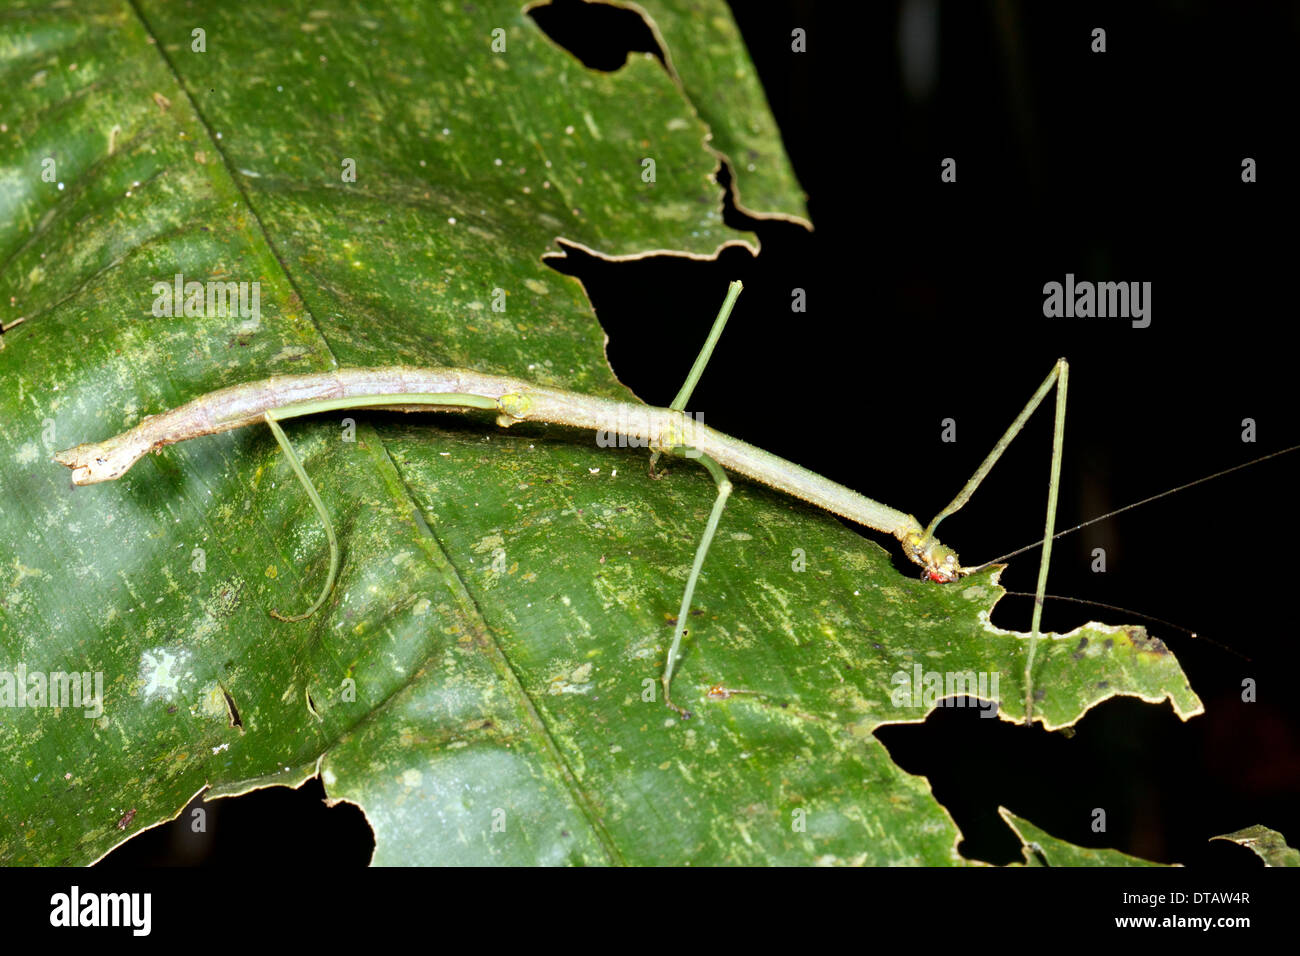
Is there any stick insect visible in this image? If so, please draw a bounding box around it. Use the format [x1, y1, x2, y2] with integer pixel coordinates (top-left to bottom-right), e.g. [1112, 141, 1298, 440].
[57, 281, 1265, 722]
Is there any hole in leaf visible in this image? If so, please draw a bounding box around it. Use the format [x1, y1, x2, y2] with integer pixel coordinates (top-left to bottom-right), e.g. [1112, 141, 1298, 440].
[528, 0, 665, 72]
[221, 686, 243, 730]
[96, 777, 374, 866]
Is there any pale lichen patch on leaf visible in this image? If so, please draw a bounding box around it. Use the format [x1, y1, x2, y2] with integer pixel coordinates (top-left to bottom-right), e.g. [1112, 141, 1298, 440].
[138, 647, 195, 702]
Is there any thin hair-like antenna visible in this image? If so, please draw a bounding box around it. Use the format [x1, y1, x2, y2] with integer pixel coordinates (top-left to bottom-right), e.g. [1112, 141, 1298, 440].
[968, 443, 1300, 572]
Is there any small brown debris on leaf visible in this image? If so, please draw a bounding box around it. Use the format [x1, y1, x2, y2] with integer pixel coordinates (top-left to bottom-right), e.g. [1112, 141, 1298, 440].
[0, 315, 25, 350]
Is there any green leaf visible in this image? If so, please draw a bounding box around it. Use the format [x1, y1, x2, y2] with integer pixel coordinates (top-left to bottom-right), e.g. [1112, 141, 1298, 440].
[632, 1, 810, 224]
[1005, 813, 1300, 867]
[1000, 810, 1169, 867]
[0, 0, 1197, 866]
[1211, 825, 1300, 867]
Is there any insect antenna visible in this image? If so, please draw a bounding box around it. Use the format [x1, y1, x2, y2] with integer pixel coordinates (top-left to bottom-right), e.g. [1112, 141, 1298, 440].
[967, 442, 1300, 573]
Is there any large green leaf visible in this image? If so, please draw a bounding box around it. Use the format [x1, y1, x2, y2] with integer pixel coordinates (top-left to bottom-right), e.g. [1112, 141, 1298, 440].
[1, 0, 1198, 865]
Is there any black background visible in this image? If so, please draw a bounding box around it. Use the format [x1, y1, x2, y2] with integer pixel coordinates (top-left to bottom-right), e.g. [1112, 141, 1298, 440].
[92, 0, 1300, 879]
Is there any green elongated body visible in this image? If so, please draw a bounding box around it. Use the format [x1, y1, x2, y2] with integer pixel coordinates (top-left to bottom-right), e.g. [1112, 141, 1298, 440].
[52, 365, 960, 579]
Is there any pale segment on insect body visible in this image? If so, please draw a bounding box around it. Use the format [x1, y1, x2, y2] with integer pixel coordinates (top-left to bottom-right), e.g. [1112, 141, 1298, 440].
[52, 363, 967, 583]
